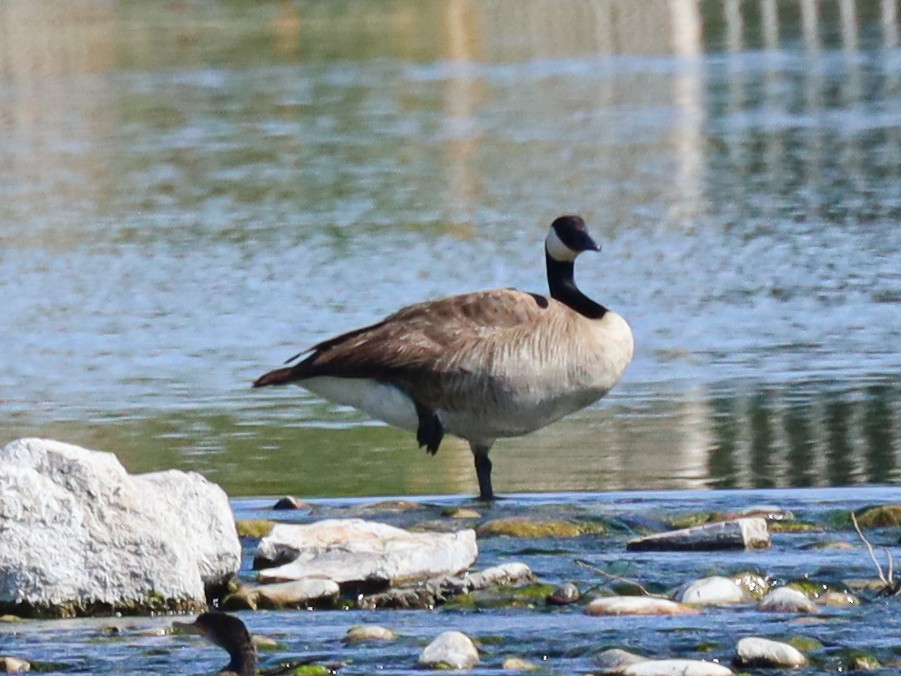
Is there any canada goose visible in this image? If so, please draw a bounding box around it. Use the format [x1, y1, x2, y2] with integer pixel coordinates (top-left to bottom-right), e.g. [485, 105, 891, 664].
[254, 215, 634, 500]
[175, 611, 256, 676]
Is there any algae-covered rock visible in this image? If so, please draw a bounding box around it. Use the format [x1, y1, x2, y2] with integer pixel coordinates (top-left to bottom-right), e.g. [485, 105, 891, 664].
[855, 505, 901, 528]
[476, 517, 603, 538]
[731, 572, 770, 600]
[546, 582, 580, 606]
[502, 657, 539, 671]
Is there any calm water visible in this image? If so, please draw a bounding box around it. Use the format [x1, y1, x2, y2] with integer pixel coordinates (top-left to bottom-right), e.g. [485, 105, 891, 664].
[1, 0, 900, 497]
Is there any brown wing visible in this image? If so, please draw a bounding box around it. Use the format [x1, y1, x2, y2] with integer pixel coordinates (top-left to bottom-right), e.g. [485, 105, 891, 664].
[253, 289, 554, 408]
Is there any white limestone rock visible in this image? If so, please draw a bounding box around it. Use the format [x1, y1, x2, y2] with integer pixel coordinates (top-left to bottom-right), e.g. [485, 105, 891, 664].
[735, 637, 808, 668]
[256, 518, 477, 585]
[673, 576, 748, 605]
[418, 630, 480, 670]
[0, 438, 240, 616]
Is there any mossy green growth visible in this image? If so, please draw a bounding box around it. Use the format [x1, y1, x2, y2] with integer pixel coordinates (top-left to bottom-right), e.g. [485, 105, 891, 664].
[838, 649, 881, 670]
[855, 505, 901, 528]
[476, 517, 604, 538]
[666, 512, 719, 529]
[285, 665, 336, 676]
[769, 521, 819, 533]
[788, 636, 824, 653]
[235, 519, 276, 538]
[732, 572, 771, 599]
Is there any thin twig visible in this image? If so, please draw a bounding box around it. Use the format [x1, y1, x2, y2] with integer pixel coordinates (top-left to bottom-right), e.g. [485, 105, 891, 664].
[574, 559, 659, 598]
[851, 511, 898, 595]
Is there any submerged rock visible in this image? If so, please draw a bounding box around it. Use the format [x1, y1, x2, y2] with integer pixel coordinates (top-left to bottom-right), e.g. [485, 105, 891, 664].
[735, 637, 808, 668]
[343, 625, 397, 643]
[585, 596, 698, 616]
[673, 576, 748, 605]
[477, 517, 604, 538]
[622, 658, 734, 675]
[757, 586, 817, 613]
[0, 438, 240, 617]
[502, 656, 539, 671]
[418, 630, 479, 670]
[854, 504, 901, 527]
[627, 518, 770, 551]
[256, 519, 477, 586]
[596, 648, 647, 672]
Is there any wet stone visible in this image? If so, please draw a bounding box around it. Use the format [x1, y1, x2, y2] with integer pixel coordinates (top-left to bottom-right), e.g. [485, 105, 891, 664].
[343, 625, 397, 643]
[0, 657, 30, 673]
[735, 637, 808, 668]
[622, 658, 735, 675]
[585, 596, 698, 616]
[757, 586, 817, 613]
[501, 657, 538, 671]
[546, 582, 580, 605]
[272, 496, 309, 510]
[418, 630, 479, 670]
[673, 576, 748, 605]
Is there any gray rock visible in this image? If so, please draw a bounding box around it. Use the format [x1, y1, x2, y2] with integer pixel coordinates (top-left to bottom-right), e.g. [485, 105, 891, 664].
[0, 438, 240, 617]
[256, 519, 477, 585]
[546, 582, 580, 605]
[358, 562, 533, 610]
[674, 576, 748, 605]
[627, 518, 770, 551]
[418, 630, 479, 670]
[757, 586, 817, 613]
[735, 637, 808, 668]
[596, 648, 647, 672]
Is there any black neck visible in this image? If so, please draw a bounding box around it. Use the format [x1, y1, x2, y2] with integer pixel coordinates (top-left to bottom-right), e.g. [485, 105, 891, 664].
[225, 646, 257, 676]
[546, 252, 608, 319]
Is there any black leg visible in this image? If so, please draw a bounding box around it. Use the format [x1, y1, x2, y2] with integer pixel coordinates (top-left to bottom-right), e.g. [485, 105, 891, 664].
[471, 444, 495, 501]
[414, 400, 444, 455]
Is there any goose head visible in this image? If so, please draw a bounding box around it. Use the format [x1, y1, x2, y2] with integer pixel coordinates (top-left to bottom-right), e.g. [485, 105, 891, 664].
[545, 215, 601, 263]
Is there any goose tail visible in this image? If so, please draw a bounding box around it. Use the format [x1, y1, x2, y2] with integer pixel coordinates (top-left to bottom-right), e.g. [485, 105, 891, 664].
[253, 365, 301, 388]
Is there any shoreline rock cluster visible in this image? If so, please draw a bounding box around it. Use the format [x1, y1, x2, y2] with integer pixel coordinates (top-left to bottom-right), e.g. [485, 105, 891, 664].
[1, 438, 899, 673]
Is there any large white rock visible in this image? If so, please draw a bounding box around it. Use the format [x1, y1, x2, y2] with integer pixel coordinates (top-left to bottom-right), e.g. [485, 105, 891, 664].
[757, 586, 817, 613]
[0, 438, 240, 616]
[256, 518, 477, 585]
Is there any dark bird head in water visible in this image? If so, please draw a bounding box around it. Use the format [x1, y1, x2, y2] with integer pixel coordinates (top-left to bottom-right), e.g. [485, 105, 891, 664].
[175, 611, 257, 676]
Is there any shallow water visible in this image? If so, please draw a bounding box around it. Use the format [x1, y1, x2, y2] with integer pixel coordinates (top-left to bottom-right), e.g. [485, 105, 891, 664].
[2, 489, 900, 674]
[0, 2, 900, 672]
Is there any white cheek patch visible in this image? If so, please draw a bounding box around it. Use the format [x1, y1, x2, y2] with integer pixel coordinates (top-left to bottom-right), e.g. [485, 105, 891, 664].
[545, 227, 579, 262]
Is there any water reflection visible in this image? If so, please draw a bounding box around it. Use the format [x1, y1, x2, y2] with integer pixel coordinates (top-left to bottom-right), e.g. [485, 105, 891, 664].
[0, 1, 899, 496]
